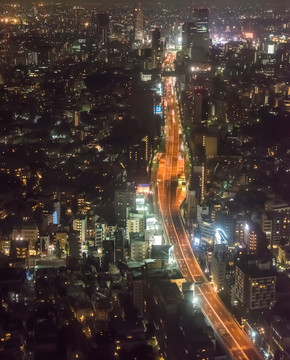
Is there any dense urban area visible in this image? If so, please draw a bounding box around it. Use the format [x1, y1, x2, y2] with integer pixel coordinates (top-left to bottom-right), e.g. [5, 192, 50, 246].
[0, 1, 290, 360]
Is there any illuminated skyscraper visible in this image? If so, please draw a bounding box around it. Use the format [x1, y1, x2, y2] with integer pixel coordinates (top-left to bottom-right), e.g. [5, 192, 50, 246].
[134, 4, 144, 42]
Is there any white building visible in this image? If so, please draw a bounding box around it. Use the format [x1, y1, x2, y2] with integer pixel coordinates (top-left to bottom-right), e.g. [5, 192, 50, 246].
[200, 217, 215, 244]
[126, 211, 145, 241]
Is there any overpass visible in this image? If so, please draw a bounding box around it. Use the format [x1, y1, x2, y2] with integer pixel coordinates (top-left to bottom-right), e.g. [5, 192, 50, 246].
[156, 77, 264, 360]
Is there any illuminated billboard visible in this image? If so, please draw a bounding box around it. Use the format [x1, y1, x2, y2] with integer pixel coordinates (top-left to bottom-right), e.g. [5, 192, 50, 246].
[243, 32, 254, 39]
[154, 105, 162, 114]
[136, 184, 150, 195]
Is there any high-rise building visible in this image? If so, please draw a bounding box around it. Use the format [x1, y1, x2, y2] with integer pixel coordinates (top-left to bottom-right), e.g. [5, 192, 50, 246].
[152, 27, 162, 69]
[128, 135, 149, 174]
[261, 213, 273, 246]
[68, 231, 81, 258]
[53, 200, 61, 225]
[193, 89, 203, 123]
[235, 257, 276, 310]
[182, 8, 210, 62]
[211, 251, 227, 291]
[73, 214, 87, 252]
[235, 218, 247, 245]
[186, 187, 198, 224]
[126, 211, 145, 241]
[215, 212, 235, 246]
[200, 216, 215, 244]
[114, 229, 125, 262]
[193, 8, 209, 33]
[131, 274, 144, 317]
[182, 22, 196, 56]
[276, 44, 290, 79]
[91, 10, 110, 46]
[130, 241, 148, 262]
[73, 6, 85, 27]
[271, 210, 290, 248]
[134, 4, 144, 42]
[114, 187, 136, 227]
[242, 221, 264, 254]
[95, 218, 106, 249]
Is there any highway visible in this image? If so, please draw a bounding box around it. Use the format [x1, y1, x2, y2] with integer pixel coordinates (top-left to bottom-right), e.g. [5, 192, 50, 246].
[156, 76, 264, 360]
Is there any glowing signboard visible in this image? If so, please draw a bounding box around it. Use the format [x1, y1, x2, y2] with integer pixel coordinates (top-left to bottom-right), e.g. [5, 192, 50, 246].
[154, 105, 162, 114]
[136, 184, 150, 195]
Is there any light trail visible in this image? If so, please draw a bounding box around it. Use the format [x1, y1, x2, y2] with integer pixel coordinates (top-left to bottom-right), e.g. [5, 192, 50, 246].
[156, 74, 263, 360]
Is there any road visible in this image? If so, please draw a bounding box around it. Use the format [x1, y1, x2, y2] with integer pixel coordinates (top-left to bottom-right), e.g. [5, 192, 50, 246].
[156, 77, 263, 360]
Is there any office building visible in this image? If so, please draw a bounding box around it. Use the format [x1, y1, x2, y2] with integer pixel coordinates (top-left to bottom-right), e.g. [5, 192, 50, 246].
[242, 221, 265, 254]
[182, 8, 210, 61]
[95, 218, 106, 248]
[234, 218, 247, 245]
[127, 217, 143, 238]
[114, 187, 136, 227]
[211, 251, 227, 291]
[215, 212, 235, 246]
[128, 136, 149, 174]
[186, 186, 198, 224]
[193, 8, 209, 33]
[235, 257, 276, 310]
[73, 214, 87, 251]
[200, 216, 215, 244]
[10, 239, 29, 260]
[130, 241, 148, 262]
[91, 11, 110, 46]
[114, 229, 125, 262]
[278, 245, 290, 267]
[261, 213, 273, 247]
[126, 212, 145, 241]
[152, 27, 162, 69]
[68, 231, 82, 258]
[132, 273, 144, 317]
[12, 223, 39, 255]
[182, 22, 196, 56]
[272, 210, 290, 248]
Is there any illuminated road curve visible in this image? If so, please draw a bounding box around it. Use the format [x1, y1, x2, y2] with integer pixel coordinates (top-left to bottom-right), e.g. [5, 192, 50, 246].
[156, 77, 263, 360]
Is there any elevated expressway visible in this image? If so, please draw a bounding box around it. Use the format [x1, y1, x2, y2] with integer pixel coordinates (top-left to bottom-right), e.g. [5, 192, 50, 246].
[156, 77, 263, 360]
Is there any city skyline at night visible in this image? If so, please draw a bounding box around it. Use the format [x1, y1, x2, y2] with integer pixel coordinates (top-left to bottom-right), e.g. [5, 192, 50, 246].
[0, 1, 289, 360]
